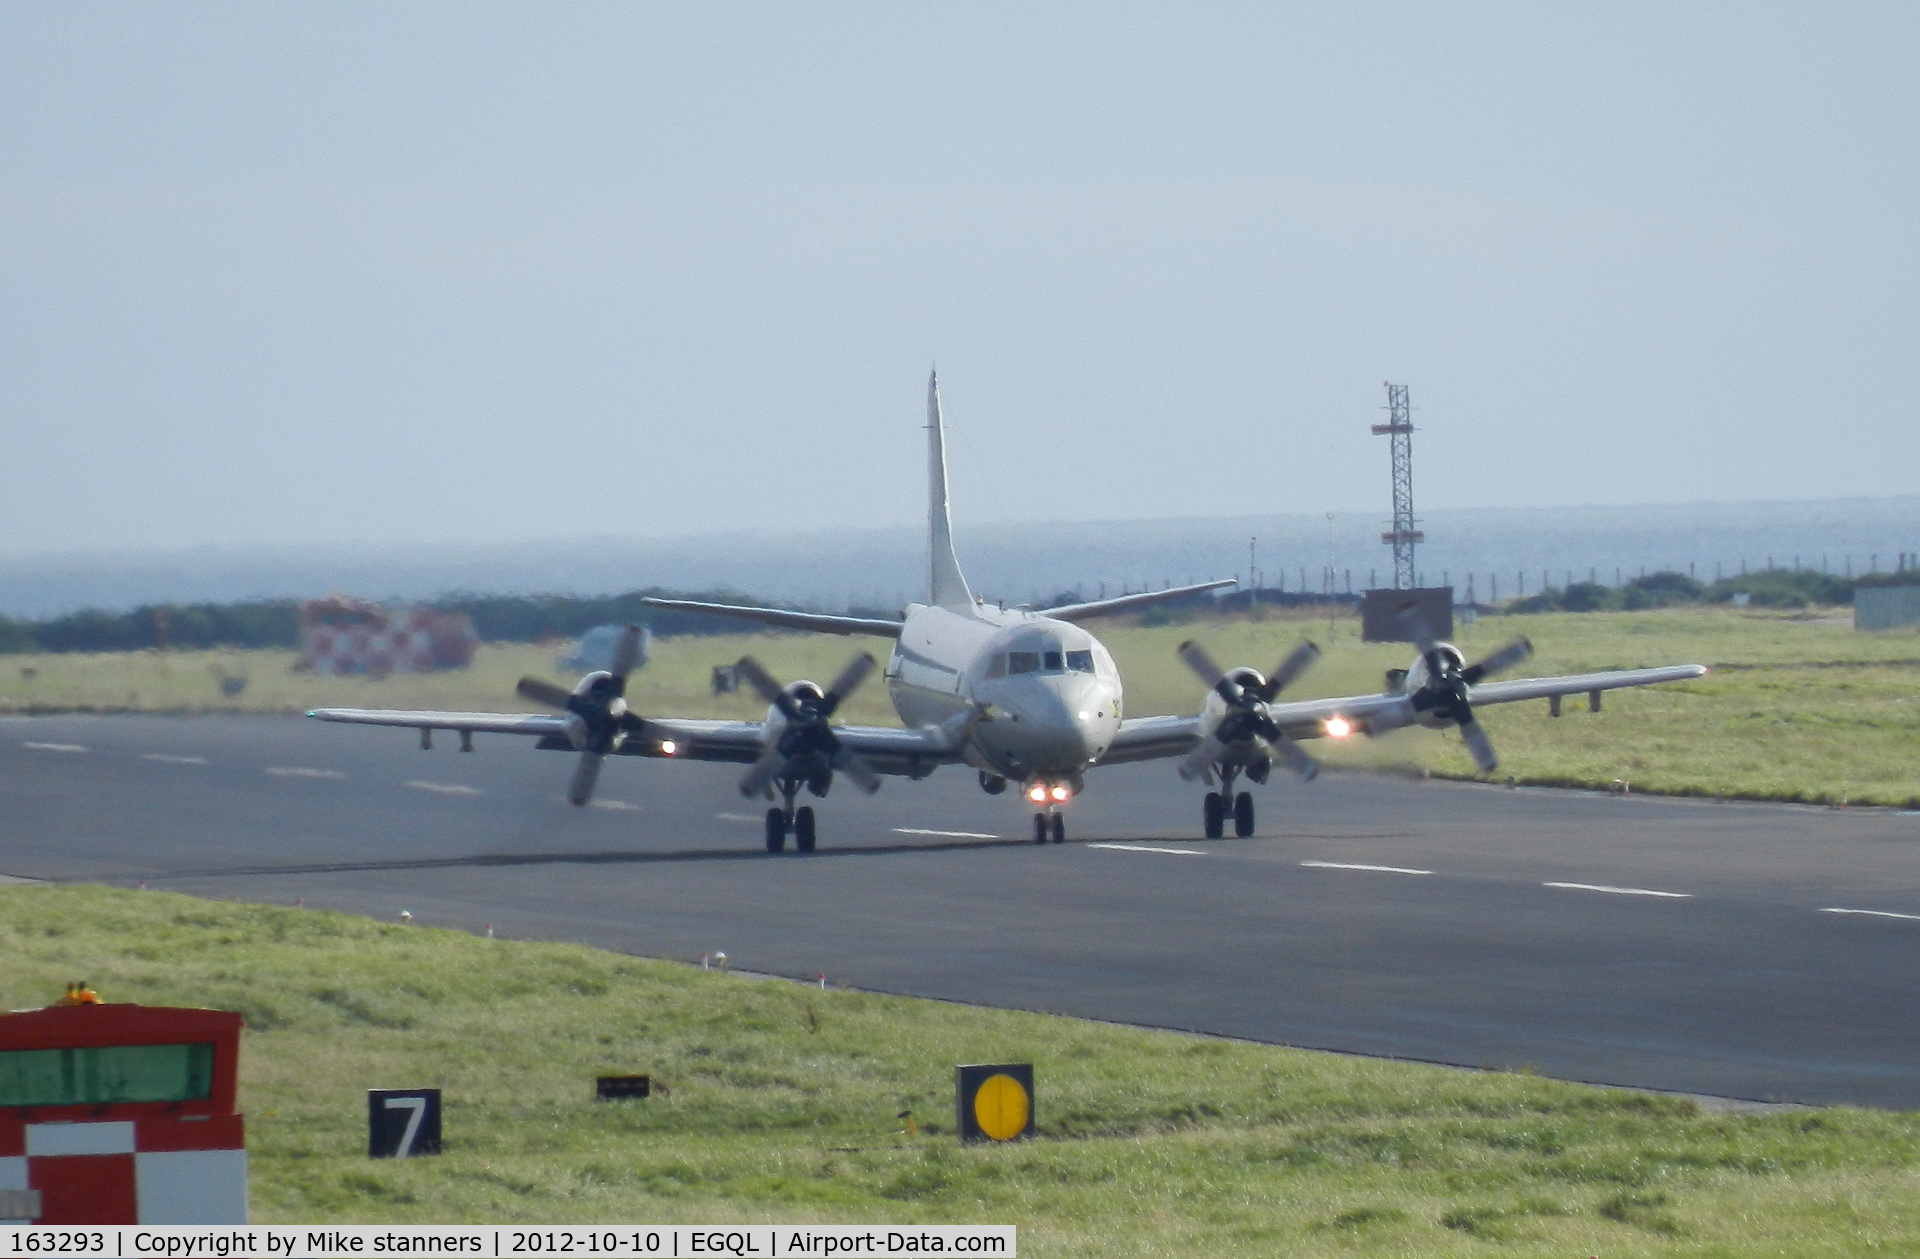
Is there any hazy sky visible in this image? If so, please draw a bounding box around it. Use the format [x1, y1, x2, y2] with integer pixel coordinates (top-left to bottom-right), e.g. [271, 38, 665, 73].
[3, 4, 1915, 554]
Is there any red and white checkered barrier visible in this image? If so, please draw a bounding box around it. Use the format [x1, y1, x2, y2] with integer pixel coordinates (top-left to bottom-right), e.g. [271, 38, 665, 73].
[0, 1116, 245, 1224]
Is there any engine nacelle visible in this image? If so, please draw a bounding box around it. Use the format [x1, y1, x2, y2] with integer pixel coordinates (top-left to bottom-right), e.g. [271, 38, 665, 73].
[1399, 643, 1464, 695]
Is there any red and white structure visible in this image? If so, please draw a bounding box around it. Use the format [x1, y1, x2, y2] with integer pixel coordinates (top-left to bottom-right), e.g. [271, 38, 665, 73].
[0, 1004, 246, 1224]
[299, 594, 479, 677]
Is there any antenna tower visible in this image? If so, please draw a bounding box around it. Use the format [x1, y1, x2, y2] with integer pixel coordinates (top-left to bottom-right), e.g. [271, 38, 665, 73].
[1371, 381, 1422, 590]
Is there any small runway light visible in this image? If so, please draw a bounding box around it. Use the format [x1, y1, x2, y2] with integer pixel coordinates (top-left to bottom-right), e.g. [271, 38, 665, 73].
[659, 739, 678, 755]
[1027, 784, 1048, 803]
[1049, 783, 1071, 802]
[1325, 716, 1353, 739]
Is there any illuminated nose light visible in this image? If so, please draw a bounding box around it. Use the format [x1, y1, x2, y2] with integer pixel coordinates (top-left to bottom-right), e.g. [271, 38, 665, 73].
[659, 740, 679, 755]
[1324, 717, 1353, 739]
[1027, 785, 1048, 803]
[1049, 784, 1071, 802]
[1077, 710, 1091, 720]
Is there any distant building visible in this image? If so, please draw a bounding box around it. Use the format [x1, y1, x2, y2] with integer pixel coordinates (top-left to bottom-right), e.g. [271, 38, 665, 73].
[297, 594, 478, 675]
[1855, 586, 1920, 631]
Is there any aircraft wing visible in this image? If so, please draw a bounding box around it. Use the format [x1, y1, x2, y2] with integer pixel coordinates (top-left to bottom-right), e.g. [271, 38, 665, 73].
[1260, 664, 1710, 740]
[1098, 714, 1205, 765]
[1094, 663, 1707, 765]
[310, 708, 573, 738]
[611, 717, 966, 779]
[1451, 664, 1708, 708]
[639, 597, 903, 637]
[1047, 579, 1237, 622]
[307, 708, 965, 779]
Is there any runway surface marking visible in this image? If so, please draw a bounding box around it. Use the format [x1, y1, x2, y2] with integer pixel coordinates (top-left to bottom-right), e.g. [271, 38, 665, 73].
[589, 799, 641, 812]
[895, 827, 998, 839]
[1821, 907, 1920, 921]
[1545, 881, 1692, 898]
[22, 742, 86, 753]
[1087, 843, 1208, 856]
[716, 812, 762, 822]
[1301, 860, 1434, 875]
[265, 767, 345, 779]
[142, 754, 209, 765]
[404, 780, 483, 796]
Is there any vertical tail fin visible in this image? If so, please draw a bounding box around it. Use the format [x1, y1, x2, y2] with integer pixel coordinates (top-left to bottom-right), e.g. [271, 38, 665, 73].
[925, 370, 976, 611]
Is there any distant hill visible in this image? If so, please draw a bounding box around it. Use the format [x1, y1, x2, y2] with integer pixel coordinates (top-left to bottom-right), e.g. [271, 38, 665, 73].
[0, 496, 1914, 618]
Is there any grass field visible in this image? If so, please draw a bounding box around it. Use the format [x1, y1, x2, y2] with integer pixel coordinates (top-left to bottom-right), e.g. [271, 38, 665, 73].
[5, 883, 1919, 1251]
[3, 604, 1917, 805]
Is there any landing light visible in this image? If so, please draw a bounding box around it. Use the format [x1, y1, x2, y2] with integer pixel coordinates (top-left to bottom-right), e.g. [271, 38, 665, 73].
[1324, 717, 1353, 739]
[660, 740, 679, 755]
[1077, 710, 1090, 720]
[1049, 784, 1071, 802]
[1027, 785, 1048, 803]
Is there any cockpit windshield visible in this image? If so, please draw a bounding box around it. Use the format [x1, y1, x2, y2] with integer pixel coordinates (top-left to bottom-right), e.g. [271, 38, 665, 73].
[989, 640, 1098, 679]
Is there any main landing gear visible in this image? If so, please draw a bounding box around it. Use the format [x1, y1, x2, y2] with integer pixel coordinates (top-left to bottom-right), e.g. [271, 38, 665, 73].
[764, 778, 820, 854]
[1201, 767, 1257, 839]
[1032, 811, 1065, 844]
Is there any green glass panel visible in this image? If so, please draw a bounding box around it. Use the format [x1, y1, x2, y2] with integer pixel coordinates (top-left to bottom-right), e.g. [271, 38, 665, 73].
[0, 1042, 214, 1106]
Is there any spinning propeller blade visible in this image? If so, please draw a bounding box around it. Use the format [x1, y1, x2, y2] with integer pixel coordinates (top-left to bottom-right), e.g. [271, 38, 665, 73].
[517, 678, 574, 710]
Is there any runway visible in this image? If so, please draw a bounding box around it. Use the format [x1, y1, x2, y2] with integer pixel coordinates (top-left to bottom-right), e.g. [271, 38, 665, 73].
[4, 713, 1919, 1108]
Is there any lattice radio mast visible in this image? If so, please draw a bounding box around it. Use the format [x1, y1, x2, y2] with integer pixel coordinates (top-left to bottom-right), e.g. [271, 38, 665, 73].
[1371, 381, 1422, 590]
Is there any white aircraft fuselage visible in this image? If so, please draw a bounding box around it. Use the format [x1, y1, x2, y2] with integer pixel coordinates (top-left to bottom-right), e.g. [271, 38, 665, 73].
[883, 602, 1123, 790]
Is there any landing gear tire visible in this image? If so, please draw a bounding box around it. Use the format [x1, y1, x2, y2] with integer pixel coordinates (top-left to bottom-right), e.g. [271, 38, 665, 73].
[764, 807, 786, 854]
[1050, 813, 1066, 844]
[794, 806, 817, 854]
[1233, 791, 1255, 838]
[1034, 814, 1049, 844]
[1202, 791, 1225, 839]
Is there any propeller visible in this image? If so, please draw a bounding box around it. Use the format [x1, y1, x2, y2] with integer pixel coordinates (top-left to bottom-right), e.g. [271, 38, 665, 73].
[1376, 612, 1532, 773]
[733, 652, 883, 799]
[1175, 638, 1321, 783]
[515, 624, 647, 806]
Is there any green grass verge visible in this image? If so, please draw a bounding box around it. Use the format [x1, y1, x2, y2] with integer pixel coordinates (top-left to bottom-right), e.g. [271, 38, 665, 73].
[5, 605, 1919, 805]
[5, 884, 1920, 1252]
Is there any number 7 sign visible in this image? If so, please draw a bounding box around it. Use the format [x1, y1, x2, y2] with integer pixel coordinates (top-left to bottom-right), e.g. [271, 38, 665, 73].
[367, 1089, 441, 1159]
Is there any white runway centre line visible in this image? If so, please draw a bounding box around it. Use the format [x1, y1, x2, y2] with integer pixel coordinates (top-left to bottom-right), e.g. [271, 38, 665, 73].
[895, 827, 998, 839]
[266, 766, 344, 779]
[22, 742, 86, 753]
[142, 754, 208, 765]
[1545, 881, 1692, 899]
[1821, 907, 1920, 921]
[1088, 843, 1208, 856]
[1301, 860, 1433, 876]
[405, 780, 482, 796]
[589, 799, 640, 812]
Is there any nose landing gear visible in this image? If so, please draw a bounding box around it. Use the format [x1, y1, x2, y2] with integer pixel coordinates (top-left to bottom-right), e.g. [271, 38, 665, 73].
[1201, 768, 1257, 839]
[764, 780, 819, 854]
[1033, 811, 1065, 844]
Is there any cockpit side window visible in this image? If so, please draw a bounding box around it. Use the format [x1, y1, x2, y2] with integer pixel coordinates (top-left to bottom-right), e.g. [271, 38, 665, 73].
[1065, 650, 1094, 673]
[985, 653, 1006, 679]
[1007, 652, 1040, 675]
[1042, 651, 1063, 672]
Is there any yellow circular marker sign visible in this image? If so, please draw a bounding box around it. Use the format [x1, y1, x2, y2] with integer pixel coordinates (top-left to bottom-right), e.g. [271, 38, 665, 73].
[972, 1072, 1030, 1141]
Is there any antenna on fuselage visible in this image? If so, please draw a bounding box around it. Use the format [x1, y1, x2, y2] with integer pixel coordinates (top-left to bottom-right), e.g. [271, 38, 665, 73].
[925, 369, 977, 611]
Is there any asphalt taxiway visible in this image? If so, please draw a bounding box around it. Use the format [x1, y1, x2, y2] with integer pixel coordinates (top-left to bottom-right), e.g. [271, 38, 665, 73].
[4, 714, 1918, 1108]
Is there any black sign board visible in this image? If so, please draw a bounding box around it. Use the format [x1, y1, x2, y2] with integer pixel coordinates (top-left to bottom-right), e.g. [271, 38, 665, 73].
[596, 1075, 651, 1100]
[955, 1063, 1033, 1143]
[1361, 587, 1454, 644]
[368, 1088, 441, 1158]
